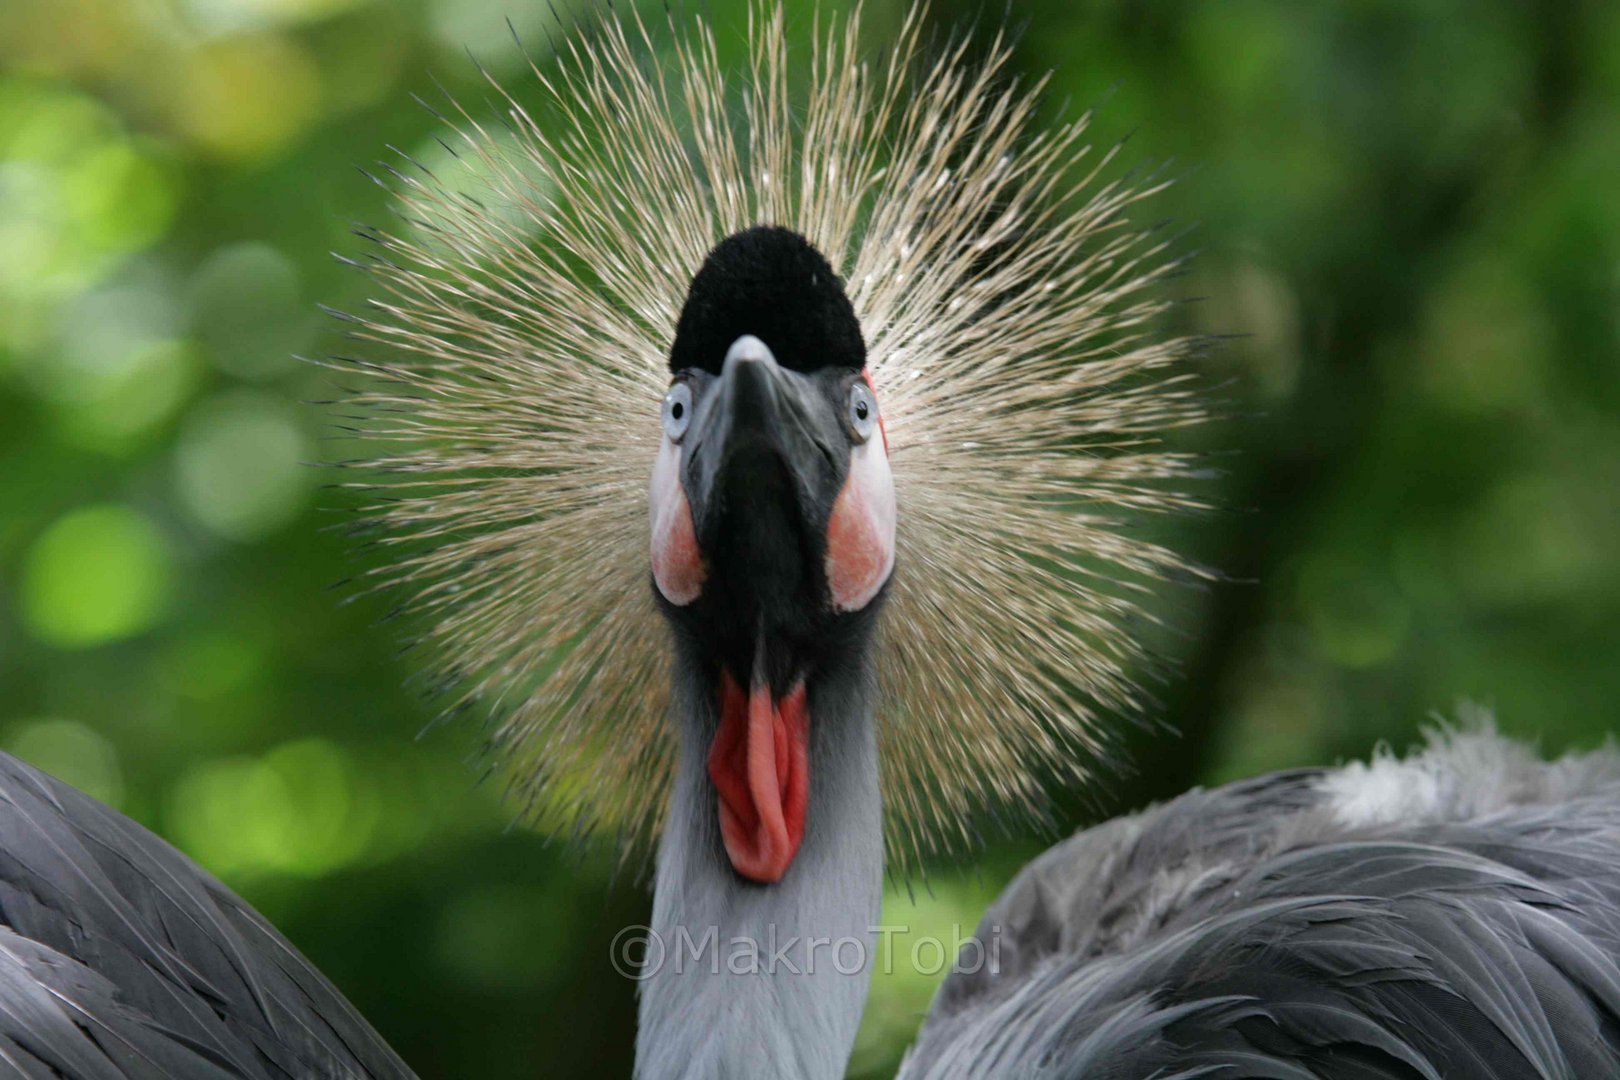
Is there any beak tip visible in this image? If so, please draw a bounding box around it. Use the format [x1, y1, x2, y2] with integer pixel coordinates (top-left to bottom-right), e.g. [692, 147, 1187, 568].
[723, 334, 777, 373]
[720, 335, 785, 420]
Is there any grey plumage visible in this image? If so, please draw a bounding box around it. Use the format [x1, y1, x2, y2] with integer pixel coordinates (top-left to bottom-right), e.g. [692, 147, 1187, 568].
[635, 642, 884, 1080]
[0, 752, 413, 1079]
[902, 724, 1620, 1078]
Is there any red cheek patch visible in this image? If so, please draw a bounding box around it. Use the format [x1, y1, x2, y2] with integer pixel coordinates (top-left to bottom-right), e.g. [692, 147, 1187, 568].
[826, 432, 896, 612]
[650, 439, 704, 605]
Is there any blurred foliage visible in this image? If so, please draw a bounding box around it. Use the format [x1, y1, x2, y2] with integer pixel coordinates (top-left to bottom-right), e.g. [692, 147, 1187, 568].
[0, 0, 1616, 1076]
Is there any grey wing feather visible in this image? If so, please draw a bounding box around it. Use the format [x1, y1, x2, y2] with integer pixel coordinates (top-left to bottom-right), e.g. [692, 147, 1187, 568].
[903, 724, 1620, 1079]
[0, 752, 415, 1079]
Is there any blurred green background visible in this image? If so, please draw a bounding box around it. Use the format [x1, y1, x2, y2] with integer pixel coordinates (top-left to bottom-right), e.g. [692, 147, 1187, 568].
[1, 0, 1617, 1075]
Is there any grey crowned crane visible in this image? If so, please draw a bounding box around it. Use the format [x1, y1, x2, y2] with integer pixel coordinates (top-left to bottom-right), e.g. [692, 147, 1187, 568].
[1, 4, 1618, 1079]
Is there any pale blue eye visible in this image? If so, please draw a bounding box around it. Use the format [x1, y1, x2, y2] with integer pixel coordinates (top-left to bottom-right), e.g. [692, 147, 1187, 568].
[847, 381, 877, 443]
[662, 382, 693, 441]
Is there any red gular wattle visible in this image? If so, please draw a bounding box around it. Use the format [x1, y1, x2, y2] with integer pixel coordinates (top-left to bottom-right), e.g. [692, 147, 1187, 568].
[707, 673, 809, 883]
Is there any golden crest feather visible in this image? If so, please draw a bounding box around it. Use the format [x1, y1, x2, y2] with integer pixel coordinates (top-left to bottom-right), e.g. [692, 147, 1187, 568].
[332, 2, 1207, 873]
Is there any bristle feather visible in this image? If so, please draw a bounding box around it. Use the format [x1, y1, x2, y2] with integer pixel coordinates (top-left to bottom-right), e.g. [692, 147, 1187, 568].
[330, 1, 1207, 874]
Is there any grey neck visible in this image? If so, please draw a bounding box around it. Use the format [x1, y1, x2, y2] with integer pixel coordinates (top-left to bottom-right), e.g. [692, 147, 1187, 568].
[633, 652, 884, 1080]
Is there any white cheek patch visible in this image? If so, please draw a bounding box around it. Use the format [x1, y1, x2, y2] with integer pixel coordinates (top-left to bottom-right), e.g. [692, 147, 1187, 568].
[650, 438, 704, 605]
[825, 434, 896, 612]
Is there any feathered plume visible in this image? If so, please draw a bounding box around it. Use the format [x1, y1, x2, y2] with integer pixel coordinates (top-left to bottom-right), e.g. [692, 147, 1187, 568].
[329, 2, 1208, 873]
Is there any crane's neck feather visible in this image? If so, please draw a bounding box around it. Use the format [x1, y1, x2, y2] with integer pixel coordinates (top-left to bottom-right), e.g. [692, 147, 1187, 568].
[635, 645, 882, 1080]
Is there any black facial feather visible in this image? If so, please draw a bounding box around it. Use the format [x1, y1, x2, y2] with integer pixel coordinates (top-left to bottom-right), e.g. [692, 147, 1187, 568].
[669, 227, 866, 374]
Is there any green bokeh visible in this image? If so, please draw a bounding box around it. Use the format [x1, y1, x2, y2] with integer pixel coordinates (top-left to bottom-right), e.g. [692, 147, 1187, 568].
[21, 503, 171, 648]
[1, 1, 1617, 1076]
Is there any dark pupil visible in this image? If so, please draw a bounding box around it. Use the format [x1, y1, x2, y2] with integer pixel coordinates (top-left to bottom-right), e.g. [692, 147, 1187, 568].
[855, 400, 869, 421]
[671, 401, 684, 421]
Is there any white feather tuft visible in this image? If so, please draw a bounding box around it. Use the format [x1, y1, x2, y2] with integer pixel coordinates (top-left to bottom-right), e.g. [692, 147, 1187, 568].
[1320, 705, 1620, 829]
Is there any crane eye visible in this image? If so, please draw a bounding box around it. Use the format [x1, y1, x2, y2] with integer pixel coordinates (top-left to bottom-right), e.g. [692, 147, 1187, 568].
[662, 382, 693, 442]
[846, 380, 878, 443]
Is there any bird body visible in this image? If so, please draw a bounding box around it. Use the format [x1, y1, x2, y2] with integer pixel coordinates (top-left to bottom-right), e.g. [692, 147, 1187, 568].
[903, 725, 1620, 1078]
[5, 712, 1617, 1079]
[0, 752, 411, 1079]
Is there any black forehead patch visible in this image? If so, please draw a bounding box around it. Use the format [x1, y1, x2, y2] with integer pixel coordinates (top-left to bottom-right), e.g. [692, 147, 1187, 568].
[669, 226, 866, 374]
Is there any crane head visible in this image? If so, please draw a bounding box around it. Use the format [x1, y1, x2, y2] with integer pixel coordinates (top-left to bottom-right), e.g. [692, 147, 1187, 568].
[336, 4, 1207, 876]
[650, 227, 894, 881]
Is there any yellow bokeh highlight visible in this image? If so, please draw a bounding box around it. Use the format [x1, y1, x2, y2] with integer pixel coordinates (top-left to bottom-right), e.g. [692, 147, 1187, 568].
[176, 34, 321, 162]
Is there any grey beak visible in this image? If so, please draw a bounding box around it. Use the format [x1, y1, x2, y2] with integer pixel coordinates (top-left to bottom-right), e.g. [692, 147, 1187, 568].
[718, 335, 789, 445]
[684, 335, 838, 545]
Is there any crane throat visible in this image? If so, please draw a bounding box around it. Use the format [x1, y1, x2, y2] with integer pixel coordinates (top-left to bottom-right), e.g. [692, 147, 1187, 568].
[707, 670, 810, 883]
